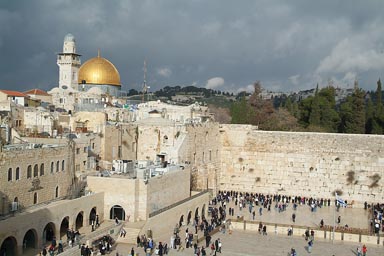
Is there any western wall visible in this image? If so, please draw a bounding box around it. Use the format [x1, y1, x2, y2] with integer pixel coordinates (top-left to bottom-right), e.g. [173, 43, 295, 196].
[217, 124, 384, 204]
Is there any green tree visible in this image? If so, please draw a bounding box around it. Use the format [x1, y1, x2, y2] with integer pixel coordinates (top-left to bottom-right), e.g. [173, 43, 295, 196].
[230, 97, 252, 124]
[339, 81, 365, 133]
[309, 85, 321, 126]
[365, 97, 379, 134]
[373, 79, 384, 134]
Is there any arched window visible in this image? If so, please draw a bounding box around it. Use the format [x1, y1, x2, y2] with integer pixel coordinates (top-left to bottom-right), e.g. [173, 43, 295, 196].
[33, 193, 38, 204]
[8, 168, 12, 181]
[15, 167, 20, 180]
[55, 186, 59, 198]
[33, 164, 38, 177]
[51, 162, 54, 173]
[56, 161, 59, 172]
[27, 165, 32, 178]
[40, 163, 44, 176]
[62, 160, 65, 172]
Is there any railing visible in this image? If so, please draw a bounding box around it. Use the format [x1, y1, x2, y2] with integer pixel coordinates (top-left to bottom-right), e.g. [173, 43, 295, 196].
[149, 190, 210, 218]
[60, 222, 123, 256]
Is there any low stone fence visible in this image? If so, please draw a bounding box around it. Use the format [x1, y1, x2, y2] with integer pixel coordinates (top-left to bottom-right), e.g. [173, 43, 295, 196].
[230, 219, 384, 246]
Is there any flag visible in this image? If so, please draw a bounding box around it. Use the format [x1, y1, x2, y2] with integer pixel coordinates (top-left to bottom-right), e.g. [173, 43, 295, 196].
[335, 193, 347, 207]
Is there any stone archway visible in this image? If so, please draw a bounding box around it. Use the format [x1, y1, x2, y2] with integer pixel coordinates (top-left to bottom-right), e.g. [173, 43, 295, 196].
[179, 215, 184, 227]
[201, 204, 206, 219]
[110, 205, 126, 220]
[75, 211, 84, 230]
[187, 211, 192, 225]
[23, 229, 37, 254]
[60, 216, 69, 239]
[0, 236, 17, 256]
[194, 207, 199, 222]
[89, 207, 97, 225]
[43, 222, 56, 243]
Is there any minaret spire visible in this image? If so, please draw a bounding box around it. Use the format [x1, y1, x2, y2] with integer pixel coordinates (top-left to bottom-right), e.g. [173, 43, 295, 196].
[142, 59, 148, 103]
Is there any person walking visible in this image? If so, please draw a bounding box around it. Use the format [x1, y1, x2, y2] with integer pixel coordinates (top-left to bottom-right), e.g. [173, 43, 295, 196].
[308, 239, 313, 253]
[130, 247, 135, 256]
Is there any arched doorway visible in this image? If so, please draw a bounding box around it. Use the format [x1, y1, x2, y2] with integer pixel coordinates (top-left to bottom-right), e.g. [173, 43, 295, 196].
[179, 215, 184, 227]
[201, 204, 206, 219]
[43, 223, 55, 243]
[187, 211, 192, 225]
[89, 207, 97, 225]
[110, 205, 125, 220]
[60, 217, 69, 239]
[194, 207, 199, 223]
[0, 236, 17, 256]
[23, 229, 37, 253]
[75, 212, 84, 230]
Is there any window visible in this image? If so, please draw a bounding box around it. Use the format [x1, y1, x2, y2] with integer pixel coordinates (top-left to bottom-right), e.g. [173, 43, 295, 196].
[33, 192, 38, 204]
[40, 163, 44, 176]
[92, 143, 95, 149]
[62, 160, 65, 172]
[8, 168, 12, 181]
[51, 162, 54, 173]
[84, 147, 87, 153]
[76, 148, 80, 154]
[27, 165, 32, 178]
[55, 186, 59, 198]
[209, 150, 212, 161]
[56, 161, 59, 172]
[33, 164, 38, 177]
[15, 167, 20, 180]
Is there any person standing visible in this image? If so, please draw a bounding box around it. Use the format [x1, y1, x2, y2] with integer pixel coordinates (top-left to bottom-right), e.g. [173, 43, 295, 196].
[362, 244, 367, 256]
[357, 245, 362, 256]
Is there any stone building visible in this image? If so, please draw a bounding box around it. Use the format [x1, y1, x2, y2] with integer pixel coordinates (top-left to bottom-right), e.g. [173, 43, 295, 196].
[0, 142, 74, 216]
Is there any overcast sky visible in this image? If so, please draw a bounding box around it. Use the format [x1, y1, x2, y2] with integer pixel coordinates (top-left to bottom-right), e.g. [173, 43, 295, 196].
[1, 0, 384, 93]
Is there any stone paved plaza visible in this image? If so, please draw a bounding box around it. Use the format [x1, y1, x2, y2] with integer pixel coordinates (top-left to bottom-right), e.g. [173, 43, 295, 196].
[114, 199, 383, 256]
[116, 230, 383, 256]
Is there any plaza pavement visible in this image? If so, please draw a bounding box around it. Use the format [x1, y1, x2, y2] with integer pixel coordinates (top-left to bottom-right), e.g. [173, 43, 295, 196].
[114, 200, 383, 255]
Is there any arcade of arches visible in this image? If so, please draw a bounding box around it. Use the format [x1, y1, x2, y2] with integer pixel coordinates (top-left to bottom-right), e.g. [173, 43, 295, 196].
[0, 207, 98, 256]
[178, 204, 206, 228]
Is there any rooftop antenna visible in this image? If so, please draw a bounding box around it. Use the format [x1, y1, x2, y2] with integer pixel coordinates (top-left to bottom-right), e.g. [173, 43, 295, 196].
[142, 59, 149, 103]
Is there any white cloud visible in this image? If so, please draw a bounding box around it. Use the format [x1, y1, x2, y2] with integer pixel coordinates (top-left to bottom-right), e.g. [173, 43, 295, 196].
[157, 67, 172, 78]
[236, 84, 254, 93]
[288, 74, 300, 86]
[206, 77, 224, 89]
[316, 37, 384, 74]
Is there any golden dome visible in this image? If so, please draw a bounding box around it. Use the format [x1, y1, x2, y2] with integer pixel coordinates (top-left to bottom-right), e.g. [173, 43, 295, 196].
[78, 53, 121, 86]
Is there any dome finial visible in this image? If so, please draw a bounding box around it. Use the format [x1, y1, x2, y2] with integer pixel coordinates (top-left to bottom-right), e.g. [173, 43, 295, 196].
[97, 49, 100, 57]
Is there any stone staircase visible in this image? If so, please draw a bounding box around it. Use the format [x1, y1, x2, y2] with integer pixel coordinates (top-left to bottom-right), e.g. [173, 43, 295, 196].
[116, 227, 141, 244]
[116, 221, 146, 244]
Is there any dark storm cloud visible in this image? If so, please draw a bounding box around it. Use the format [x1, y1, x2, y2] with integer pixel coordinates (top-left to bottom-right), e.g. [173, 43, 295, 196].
[0, 0, 384, 93]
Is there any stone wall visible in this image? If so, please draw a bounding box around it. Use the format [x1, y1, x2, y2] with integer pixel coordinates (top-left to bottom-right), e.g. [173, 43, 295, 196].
[185, 123, 222, 193]
[147, 168, 190, 213]
[219, 124, 384, 204]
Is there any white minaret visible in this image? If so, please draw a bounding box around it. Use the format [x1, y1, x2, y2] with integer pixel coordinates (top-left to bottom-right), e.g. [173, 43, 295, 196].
[57, 33, 81, 90]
